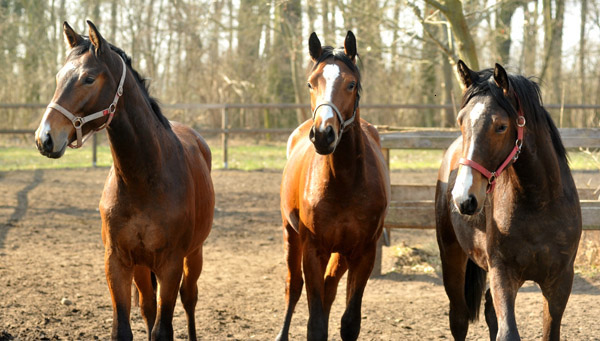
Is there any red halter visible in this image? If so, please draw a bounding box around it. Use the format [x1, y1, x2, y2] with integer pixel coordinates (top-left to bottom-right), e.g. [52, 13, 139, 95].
[458, 93, 526, 193]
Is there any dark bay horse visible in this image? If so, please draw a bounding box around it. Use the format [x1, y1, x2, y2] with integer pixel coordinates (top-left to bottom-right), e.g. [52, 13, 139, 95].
[34, 21, 214, 340]
[435, 61, 581, 340]
[277, 31, 390, 341]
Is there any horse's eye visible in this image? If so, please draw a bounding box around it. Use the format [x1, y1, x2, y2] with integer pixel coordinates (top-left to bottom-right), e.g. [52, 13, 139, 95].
[84, 77, 95, 84]
[496, 124, 508, 133]
[348, 82, 356, 91]
[307, 82, 313, 90]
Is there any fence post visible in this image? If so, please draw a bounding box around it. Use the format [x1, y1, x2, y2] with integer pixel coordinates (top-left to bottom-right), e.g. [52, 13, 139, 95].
[92, 134, 98, 167]
[222, 106, 228, 169]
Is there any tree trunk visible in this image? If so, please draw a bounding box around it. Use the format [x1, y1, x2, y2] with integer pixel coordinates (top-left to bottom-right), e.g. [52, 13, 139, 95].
[579, 0, 587, 126]
[495, 2, 518, 64]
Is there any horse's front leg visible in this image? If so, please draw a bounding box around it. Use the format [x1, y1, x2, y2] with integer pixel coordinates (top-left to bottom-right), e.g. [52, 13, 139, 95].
[540, 266, 575, 341]
[105, 249, 134, 340]
[488, 266, 521, 341]
[340, 244, 376, 341]
[152, 257, 184, 340]
[302, 239, 329, 341]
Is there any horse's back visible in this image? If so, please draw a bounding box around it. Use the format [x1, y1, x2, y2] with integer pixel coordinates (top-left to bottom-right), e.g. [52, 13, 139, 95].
[171, 121, 212, 173]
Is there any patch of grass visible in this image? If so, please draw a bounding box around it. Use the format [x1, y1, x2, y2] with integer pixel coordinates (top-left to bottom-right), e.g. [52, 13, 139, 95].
[0, 146, 113, 171]
[389, 149, 443, 170]
[0, 144, 288, 171]
[2, 144, 599, 172]
[212, 144, 287, 170]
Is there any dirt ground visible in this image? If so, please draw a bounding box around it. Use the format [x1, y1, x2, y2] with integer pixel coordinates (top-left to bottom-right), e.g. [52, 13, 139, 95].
[1, 168, 599, 340]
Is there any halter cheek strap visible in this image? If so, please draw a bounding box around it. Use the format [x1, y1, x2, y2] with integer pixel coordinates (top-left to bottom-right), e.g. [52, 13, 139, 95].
[47, 56, 126, 149]
[459, 92, 525, 193]
[311, 94, 360, 142]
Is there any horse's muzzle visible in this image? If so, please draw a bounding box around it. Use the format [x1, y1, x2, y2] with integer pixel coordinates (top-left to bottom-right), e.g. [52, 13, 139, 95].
[35, 131, 66, 159]
[455, 194, 479, 215]
[310, 125, 337, 155]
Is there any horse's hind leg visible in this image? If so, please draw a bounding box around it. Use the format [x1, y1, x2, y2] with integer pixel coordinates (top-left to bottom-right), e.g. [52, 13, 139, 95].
[323, 253, 348, 317]
[540, 268, 574, 341]
[438, 240, 470, 341]
[276, 223, 304, 341]
[134, 266, 157, 339]
[105, 251, 134, 340]
[180, 248, 203, 341]
[340, 244, 376, 341]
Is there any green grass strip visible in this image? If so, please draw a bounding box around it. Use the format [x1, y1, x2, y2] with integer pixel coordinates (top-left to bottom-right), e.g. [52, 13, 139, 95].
[1, 145, 599, 172]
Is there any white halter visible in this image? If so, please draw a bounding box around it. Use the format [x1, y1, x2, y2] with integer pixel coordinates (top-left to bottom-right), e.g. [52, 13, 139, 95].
[46, 56, 126, 148]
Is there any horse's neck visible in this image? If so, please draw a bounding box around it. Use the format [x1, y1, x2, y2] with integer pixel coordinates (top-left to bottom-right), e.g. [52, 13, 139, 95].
[106, 77, 173, 184]
[322, 124, 365, 186]
[509, 128, 565, 198]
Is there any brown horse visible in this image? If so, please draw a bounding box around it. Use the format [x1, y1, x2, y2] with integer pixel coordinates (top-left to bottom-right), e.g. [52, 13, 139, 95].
[435, 61, 581, 340]
[277, 31, 390, 341]
[34, 21, 214, 340]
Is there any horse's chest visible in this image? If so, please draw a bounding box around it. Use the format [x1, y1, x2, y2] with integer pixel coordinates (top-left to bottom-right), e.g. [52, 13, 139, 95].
[102, 202, 190, 267]
[301, 189, 385, 243]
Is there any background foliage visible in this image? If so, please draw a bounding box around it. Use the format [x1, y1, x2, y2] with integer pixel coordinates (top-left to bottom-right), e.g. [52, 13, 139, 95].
[1, 0, 599, 132]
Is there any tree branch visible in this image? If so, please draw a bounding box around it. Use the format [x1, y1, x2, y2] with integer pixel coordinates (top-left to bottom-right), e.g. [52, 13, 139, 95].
[424, 0, 448, 13]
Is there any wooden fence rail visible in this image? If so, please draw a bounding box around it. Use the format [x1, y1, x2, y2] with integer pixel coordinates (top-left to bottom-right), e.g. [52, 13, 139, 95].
[3, 103, 600, 168]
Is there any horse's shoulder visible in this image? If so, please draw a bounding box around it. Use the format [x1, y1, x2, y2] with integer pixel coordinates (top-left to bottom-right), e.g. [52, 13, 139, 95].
[438, 137, 463, 183]
[287, 119, 312, 159]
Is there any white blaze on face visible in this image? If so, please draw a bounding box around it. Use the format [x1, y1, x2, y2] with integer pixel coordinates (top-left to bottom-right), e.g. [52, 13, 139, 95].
[316, 63, 340, 131]
[452, 102, 486, 207]
[35, 106, 54, 141]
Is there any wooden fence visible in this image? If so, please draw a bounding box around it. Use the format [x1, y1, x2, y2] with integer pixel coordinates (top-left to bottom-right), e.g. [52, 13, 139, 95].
[2, 103, 599, 168]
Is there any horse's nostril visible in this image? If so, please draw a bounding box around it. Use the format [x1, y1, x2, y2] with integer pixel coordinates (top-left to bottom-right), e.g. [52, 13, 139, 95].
[309, 126, 316, 142]
[459, 195, 478, 215]
[43, 133, 53, 152]
[325, 126, 335, 144]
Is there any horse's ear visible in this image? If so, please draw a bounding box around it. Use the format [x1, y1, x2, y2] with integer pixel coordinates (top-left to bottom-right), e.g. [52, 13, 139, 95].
[457, 60, 477, 90]
[344, 31, 357, 63]
[63, 21, 83, 49]
[309, 32, 322, 62]
[87, 20, 106, 56]
[493, 63, 510, 94]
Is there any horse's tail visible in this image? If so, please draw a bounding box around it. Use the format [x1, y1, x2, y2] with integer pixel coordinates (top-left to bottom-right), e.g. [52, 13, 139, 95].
[464, 258, 486, 322]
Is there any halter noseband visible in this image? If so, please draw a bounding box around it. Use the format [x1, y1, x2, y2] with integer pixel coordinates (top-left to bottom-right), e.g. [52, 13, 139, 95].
[458, 91, 525, 193]
[46, 56, 127, 149]
[311, 93, 360, 141]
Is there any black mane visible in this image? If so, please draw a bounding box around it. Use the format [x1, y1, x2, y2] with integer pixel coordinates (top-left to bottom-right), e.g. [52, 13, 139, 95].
[70, 39, 171, 129]
[312, 46, 362, 98]
[461, 69, 567, 163]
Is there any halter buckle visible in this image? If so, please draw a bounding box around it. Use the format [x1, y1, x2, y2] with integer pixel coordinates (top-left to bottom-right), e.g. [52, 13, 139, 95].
[488, 172, 497, 185]
[516, 116, 526, 127]
[73, 117, 83, 128]
[109, 103, 117, 114]
[117, 86, 123, 97]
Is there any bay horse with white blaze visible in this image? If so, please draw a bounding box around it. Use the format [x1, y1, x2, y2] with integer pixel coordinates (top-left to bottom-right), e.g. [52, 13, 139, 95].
[34, 21, 214, 340]
[435, 60, 581, 340]
[277, 31, 390, 341]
